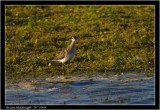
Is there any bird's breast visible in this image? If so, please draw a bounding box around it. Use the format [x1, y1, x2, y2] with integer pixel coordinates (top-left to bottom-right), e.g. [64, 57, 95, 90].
[66, 52, 75, 61]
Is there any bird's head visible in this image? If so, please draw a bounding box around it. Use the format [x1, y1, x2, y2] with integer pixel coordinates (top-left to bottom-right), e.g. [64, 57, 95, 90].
[72, 37, 76, 42]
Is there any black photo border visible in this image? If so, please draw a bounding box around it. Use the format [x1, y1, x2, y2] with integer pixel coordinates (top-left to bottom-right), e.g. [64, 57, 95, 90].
[1, 0, 159, 109]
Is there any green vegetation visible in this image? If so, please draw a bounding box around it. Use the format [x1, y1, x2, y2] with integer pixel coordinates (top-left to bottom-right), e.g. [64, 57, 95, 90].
[5, 6, 154, 81]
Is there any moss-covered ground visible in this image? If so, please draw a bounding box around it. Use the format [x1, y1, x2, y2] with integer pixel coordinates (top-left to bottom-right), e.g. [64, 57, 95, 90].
[5, 5, 154, 81]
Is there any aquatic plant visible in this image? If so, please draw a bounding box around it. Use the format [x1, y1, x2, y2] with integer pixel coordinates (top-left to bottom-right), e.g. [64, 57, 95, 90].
[5, 6, 154, 81]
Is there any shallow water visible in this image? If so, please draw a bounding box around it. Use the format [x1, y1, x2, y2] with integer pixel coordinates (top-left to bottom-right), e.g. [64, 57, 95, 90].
[5, 73, 155, 105]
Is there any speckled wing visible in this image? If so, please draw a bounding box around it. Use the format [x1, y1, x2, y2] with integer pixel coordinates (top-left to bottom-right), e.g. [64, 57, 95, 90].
[54, 49, 66, 60]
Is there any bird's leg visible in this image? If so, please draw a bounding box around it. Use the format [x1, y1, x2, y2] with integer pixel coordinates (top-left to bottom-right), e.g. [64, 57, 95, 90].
[62, 63, 63, 74]
[62, 63, 65, 76]
[67, 63, 69, 71]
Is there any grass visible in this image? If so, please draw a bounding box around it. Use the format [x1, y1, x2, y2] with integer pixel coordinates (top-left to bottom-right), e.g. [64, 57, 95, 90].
[5, 5, 154, 81]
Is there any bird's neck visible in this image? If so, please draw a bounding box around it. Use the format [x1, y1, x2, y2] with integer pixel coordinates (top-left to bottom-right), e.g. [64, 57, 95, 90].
[71, 41, 75, 46]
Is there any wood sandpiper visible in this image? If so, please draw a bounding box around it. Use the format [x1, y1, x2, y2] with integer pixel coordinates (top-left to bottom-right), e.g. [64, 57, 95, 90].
[51, 37, 76, 74]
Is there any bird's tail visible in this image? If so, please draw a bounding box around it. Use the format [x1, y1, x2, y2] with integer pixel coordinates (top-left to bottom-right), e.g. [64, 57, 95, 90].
[51, 59, 58, 62]
[51, 59, 62, 63]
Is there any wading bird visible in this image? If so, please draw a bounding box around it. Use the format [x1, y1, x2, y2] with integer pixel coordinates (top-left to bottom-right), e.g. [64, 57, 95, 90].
[51, 37, 76, 75]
